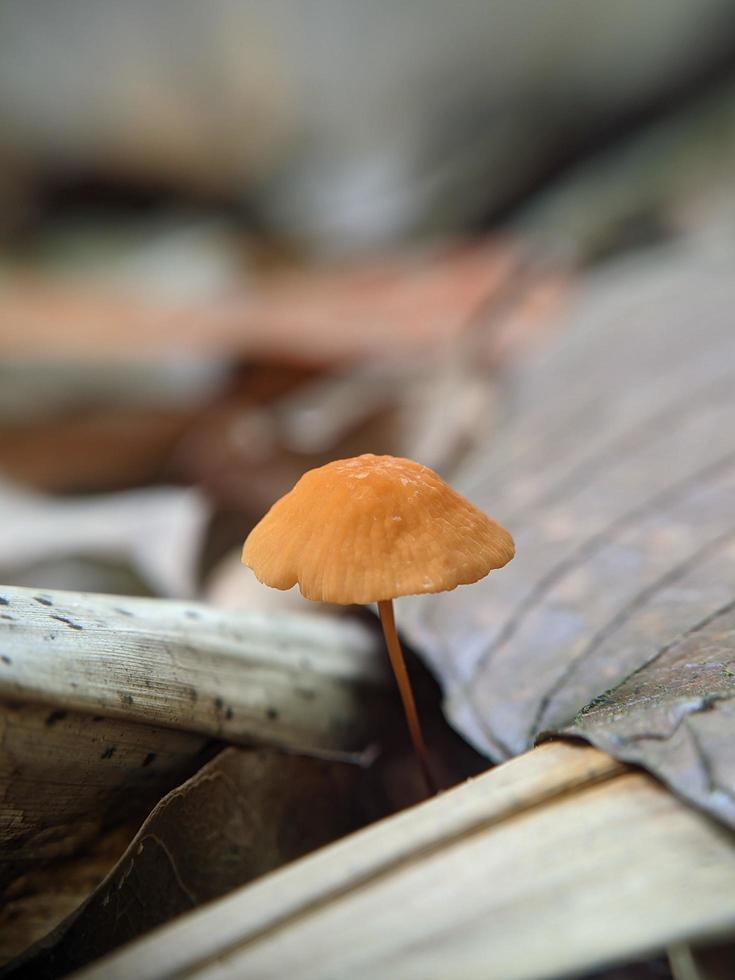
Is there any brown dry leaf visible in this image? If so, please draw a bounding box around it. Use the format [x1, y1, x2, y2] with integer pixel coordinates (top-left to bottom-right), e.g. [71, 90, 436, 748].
[0, 363, 315, 495]
[4, 746, 385, 979]
[401, 231, 735, 829]
[0, 408, 192, 493]
[0, 825, 137, 966]
[0, 243, 520, 364]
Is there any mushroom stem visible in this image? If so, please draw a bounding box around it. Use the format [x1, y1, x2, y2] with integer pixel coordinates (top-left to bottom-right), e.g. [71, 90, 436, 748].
[378, 598, 436, 796]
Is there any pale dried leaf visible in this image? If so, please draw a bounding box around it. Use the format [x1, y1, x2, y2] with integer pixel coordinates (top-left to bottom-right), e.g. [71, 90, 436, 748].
[0, 585, 387, 756]
[0, 482, 208, 597]
[69, 744, 735, 980]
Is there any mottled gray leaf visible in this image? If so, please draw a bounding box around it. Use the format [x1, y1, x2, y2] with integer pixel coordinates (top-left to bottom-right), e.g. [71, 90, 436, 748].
[566, 602, 735, 826]
[401, 233, 735, 828]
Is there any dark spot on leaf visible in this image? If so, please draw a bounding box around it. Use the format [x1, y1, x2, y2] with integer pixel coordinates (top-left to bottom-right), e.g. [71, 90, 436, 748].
[0, 614, 14, 621]
[0, 597, 9, 606]
[185, 609, 201, 620]
[266, 707, 279, 720]
[225, 706, 233, 720]
[114, 607, 134, 617]
[101, 747, 116, 760]
[142, 752, 157, 767]
[120, 693, 134, 705]
[214, 696, 224, 711]
[46, 709, 68, 726]
[70, 681, 78, 688]
[1, 655, 11, 665]
[34, 596, 53, 607]
[50, 615, 83, 631]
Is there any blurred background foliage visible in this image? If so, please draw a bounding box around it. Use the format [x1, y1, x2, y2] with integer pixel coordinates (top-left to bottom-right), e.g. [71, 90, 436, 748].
[1, 0, 735, 600]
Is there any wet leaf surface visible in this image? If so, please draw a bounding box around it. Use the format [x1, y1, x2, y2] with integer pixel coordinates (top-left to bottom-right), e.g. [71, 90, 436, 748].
[401, 236, 735, 828]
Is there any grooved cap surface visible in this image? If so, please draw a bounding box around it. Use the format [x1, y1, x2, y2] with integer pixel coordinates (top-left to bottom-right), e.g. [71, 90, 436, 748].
[242, 454, 514, 605]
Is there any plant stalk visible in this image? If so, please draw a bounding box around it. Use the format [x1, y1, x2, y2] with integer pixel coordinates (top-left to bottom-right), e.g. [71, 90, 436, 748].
[378, 598, 436, 796]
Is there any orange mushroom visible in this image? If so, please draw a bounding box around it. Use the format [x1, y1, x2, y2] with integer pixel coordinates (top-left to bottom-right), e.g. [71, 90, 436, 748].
[242, 453, 514, 794]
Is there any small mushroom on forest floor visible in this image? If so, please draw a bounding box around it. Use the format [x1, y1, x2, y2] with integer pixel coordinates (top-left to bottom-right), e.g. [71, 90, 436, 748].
[242, 453, 514, 795]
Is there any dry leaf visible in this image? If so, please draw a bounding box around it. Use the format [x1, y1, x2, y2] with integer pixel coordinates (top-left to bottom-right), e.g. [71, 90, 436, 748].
[401, 232, 735, 829]
[0, 363, 314, 494]
[0, 701, 213, 893]
[0, 244, 519, 364]
[0, 825, 137, 967]
[5, 746, 384, 979]
[64, 744, 735, 980]
[0, 584, 387, 758]
[0, 482, 208, 597]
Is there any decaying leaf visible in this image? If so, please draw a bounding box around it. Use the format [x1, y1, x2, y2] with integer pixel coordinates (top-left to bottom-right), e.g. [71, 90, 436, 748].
[0, 824, 137, 967]
[401, 231, 735, 828]
[4, 746, 383, 980]
[0, 701, 213, 893]
[0, 408, 193, 496]
[0, 582, 391, 914]
[61, 743, 735, 980]
[566, 602, 735, 826]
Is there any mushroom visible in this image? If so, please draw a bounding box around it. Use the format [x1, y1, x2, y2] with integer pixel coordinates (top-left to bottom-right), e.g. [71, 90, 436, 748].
[242, 453, 514, 794]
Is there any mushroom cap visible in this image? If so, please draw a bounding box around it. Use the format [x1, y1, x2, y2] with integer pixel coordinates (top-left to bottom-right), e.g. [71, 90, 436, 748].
[242, 453, 514, 605]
